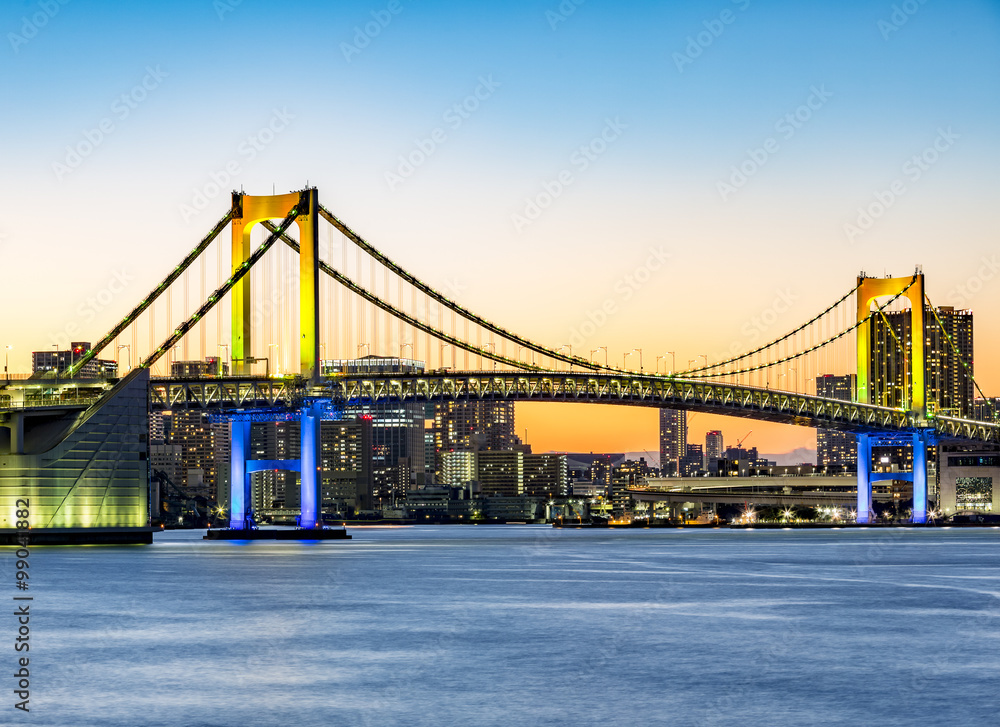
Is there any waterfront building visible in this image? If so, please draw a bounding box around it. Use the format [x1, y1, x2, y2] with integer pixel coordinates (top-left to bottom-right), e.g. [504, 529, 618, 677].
[477, 450, 524, 496]
[523, 453, 568, 498]
[937, 442, 1000, 514]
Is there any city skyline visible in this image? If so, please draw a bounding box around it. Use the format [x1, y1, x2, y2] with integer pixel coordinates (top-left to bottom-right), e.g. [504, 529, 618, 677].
[2, 0, 999, 457]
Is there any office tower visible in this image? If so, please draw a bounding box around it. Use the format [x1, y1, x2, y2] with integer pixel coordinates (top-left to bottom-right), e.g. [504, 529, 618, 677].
[973, 397, 1000, 423]
[658, 409, 686, 476]
[169, 409, 223, 499]
[327, 356, 426, 505]
[610, 458, 651, 515]
[705, 430, 724, 461]
[440, 451, 478, 487]
[321, 417, 374, 512]
[681, 444, 704, 477]
[432, 400, 516, 480]
[816, 374, 857, 469]
[523, 454, 568, 498]
[477, 451, 524, 496]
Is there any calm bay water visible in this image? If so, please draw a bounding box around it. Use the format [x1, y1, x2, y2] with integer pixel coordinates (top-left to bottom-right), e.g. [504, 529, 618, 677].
[10, 526, 1000, 726]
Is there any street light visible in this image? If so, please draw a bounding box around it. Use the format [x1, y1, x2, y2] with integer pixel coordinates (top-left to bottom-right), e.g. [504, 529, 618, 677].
[4, 345, 11, 382]
[440, 342, 452, 369]
[268, 343, 278, 376]
[557, 344, 572, 372]
[357, 342, 370, 358]
[630, 348, 643, 372]
[218, 343, 230, 376]
[589, 346, 608, 366]
[399, 342, 412, 360]
[517, 345, 534, 367]
[789, 366, 797, 393]
[483, 342, 496, 371]
[117, 344, 130, 372]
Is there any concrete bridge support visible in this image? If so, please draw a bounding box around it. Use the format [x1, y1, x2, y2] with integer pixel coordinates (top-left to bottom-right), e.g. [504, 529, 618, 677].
[857, 434, 872, 524]
[229, 420, 251, 530]
[913, 430, 928, 524]
[300, 403, 322, 529]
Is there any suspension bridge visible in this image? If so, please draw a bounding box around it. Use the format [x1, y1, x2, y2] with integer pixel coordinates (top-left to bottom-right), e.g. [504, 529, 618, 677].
[1, 187, 997, 538]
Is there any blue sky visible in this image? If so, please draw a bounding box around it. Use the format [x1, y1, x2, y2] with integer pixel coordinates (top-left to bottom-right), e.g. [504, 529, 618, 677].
[2, 0, 998, 453]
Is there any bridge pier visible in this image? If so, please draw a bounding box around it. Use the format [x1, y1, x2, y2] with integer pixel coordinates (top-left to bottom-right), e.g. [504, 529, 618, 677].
[913, 430, 928, 524]
[856, 433, 872, 523]
[229, 420, 251, 530]
[300, 403, 322, 529]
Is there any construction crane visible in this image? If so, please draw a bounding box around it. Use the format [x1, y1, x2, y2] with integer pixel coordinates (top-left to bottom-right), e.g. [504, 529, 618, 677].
[736, 430, 753, 449]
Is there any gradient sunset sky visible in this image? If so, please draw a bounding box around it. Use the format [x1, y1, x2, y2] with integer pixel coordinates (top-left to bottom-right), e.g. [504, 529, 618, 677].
[2, 0, 999, 459]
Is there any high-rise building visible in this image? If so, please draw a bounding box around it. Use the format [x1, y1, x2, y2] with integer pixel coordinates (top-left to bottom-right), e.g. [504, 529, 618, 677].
[611, 458, 651, 515]
[440, 451, 478, 487]
[432, 400, 516, 480]
[681, 444, 704, 477]
[326, 357, 426, 505]
[869, 306, 974, 417]
[658, 409, 686, 476]
[168, 410, 224, 500]
[523, 454, 568, 498]
[816, 374, 857, 470]
[973, 397, 1000, 423]
[477, 451, 524, 496]
[321, 417, 374, 512]
[705, 430, 724, 461]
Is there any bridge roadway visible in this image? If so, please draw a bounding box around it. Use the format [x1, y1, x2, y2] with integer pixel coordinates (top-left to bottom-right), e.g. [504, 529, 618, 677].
[148, 370, 1000, 444]
[4, 370, 998, 444]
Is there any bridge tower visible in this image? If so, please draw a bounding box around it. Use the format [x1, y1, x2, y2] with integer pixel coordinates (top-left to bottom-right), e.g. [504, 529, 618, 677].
[227, 189, 324, 530]
[230, 188, 320, 383]
[855, 272, 930, 524]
